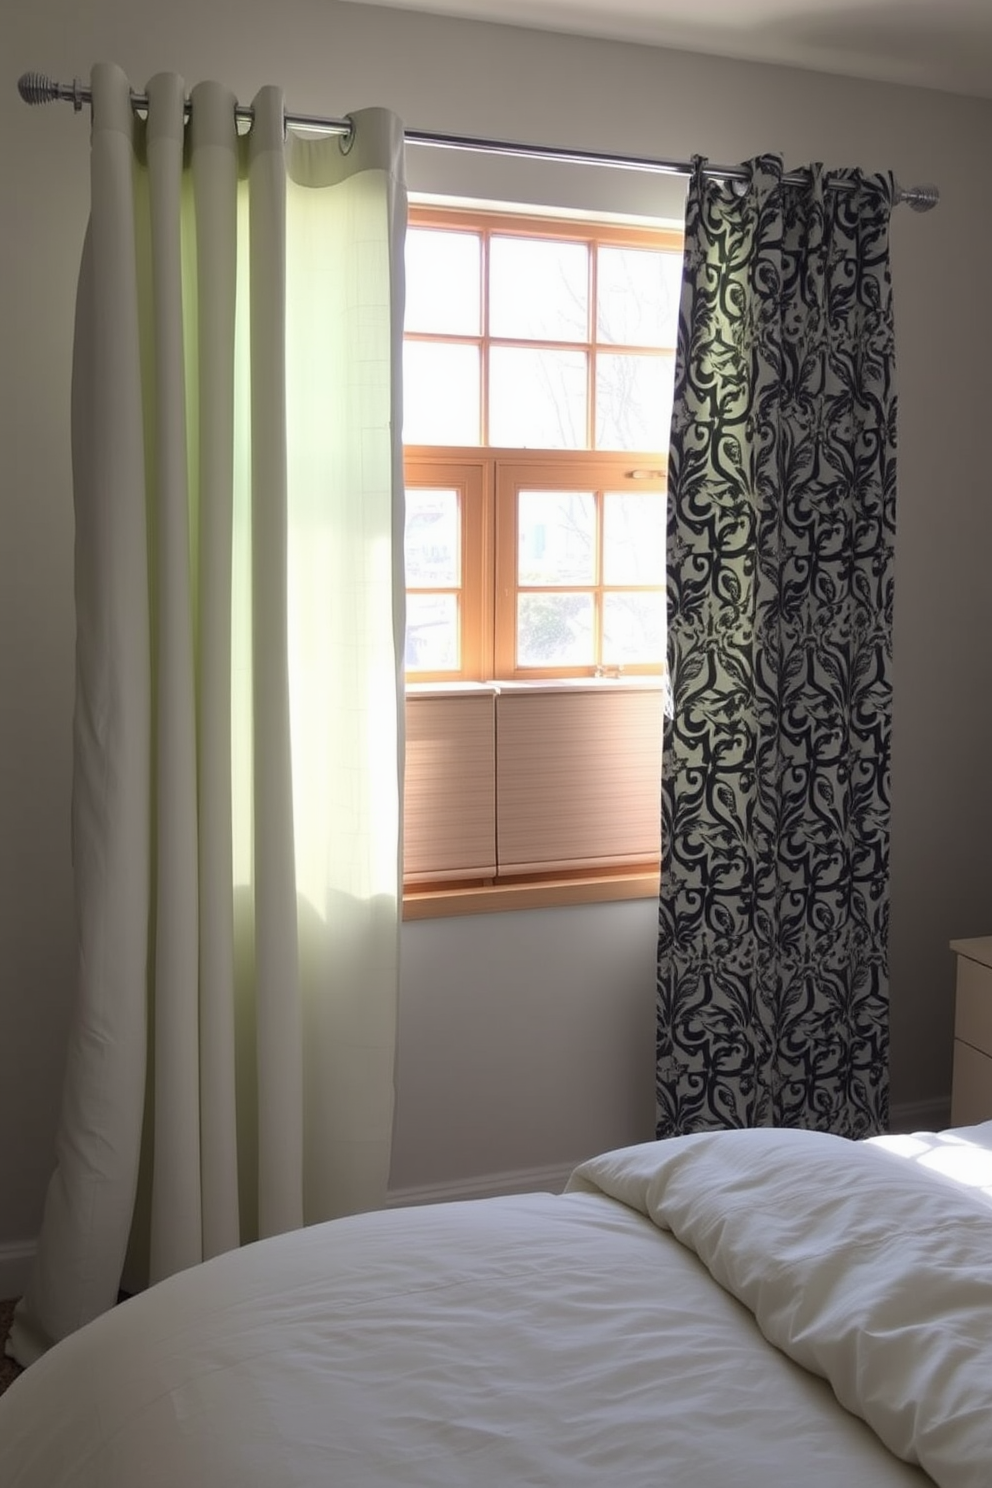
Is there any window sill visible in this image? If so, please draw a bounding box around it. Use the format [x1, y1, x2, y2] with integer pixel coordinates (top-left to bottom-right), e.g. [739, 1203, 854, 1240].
[406, 678, 664, 697]
[402, 868, 660, 920]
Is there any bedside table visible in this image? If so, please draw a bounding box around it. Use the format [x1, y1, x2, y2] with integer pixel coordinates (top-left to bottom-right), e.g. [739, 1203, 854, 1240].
[949, 938, 992, 1126]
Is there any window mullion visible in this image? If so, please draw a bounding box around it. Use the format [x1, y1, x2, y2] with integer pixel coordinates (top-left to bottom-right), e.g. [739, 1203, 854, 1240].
[588, 241, 597, 450]
[595, 486, 605, 669]
[480, 229, 491, 447]
[482, 457, 496, 680]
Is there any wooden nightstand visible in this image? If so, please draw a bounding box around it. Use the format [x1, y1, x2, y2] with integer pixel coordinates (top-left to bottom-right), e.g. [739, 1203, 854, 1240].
[950, 938, 992, 1126]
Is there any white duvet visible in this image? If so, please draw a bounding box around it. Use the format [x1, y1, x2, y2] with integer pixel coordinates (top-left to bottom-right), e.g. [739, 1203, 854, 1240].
[570, 1124, 992, 1488]
[1, 1125, 990, 1487]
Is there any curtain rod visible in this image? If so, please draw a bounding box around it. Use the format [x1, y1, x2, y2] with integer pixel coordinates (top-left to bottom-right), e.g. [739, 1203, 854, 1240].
[17, 71, 940, 212]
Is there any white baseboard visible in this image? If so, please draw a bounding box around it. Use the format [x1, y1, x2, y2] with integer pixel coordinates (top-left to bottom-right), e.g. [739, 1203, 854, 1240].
[388, 1102, 958, 1209]
[889, 1096, 952, 1134]
[0, 1241, 36, 1302]
[387, 1160, 578, 1209]
[3, 1108, 957, 1278]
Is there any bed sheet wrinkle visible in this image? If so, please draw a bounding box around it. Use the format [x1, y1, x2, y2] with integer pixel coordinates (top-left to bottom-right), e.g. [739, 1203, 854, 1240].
[0, 1183, 932, 1487]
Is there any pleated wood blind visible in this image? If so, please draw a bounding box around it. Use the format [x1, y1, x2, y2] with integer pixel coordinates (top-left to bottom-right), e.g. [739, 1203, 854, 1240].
[403, 685, 662, 884]
[403, 690, 496, 882]
[495, 688, 663, 873]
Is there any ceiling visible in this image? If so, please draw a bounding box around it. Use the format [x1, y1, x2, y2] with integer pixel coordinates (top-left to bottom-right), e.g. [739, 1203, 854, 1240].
[345, 0, 992, 98]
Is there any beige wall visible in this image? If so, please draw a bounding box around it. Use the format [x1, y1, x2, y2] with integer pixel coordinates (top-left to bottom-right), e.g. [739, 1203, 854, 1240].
[3, 0, 991, 1272]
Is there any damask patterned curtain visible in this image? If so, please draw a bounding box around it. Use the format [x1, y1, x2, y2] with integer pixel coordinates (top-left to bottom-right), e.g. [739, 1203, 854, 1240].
[657, 154, 896, 1140]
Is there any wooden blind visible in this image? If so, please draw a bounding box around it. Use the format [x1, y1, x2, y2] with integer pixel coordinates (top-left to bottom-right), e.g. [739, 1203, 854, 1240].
[404, 686, 663, 886]
[495, 687, 663, 874]
[403, 691, 496, 882]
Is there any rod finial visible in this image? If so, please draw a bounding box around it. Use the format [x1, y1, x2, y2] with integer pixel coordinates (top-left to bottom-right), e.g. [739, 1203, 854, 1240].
[899, 181, 940, 213]
[18, 72, 85, 109]
[18, 72, 57, 105]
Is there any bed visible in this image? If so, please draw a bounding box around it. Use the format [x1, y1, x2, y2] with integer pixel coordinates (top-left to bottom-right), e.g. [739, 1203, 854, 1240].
[2, 1122, 991, 1487]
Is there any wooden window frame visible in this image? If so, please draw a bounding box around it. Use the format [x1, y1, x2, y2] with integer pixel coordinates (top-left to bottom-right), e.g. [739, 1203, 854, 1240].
[404, 206, 684, 452]
[404, 456, 492, 683]
[493, 452, 667, 682]
[402, 205, 682, 917]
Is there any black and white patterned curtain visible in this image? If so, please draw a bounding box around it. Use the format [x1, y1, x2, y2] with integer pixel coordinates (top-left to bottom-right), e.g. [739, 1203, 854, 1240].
[657, 154, 896, 1140]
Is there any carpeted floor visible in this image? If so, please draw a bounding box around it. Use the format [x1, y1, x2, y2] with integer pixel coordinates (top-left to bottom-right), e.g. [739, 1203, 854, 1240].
[0, 1298, 23, 1396]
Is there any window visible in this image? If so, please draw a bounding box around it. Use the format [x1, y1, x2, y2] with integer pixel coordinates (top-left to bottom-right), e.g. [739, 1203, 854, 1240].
[402, 206, 683, 917]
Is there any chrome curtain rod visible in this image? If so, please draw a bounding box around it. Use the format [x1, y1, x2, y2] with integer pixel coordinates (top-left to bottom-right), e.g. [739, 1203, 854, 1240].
[17, 71, 940, 212]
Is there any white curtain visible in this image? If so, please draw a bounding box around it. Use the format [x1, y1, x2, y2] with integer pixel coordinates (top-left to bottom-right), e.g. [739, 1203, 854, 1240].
[9, 63, 406, 1366]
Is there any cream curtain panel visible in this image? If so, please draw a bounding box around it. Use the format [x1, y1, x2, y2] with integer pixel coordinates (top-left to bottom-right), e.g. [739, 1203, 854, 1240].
[10, 64, 406, 1366]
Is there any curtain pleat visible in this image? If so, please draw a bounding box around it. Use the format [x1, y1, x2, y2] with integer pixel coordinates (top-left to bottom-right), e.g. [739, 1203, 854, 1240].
[145, 70, 203, 1284]
[9, 65, 155, 1362]
[9, 63, 406, 1366]
[248, 83, 305, 1244]
[190, 79, 241, 1263]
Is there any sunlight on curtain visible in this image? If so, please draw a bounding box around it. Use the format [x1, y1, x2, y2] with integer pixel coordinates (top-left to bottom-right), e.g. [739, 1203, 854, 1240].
[9, 64, 406, 1368]
[282, 117, 405, 1225]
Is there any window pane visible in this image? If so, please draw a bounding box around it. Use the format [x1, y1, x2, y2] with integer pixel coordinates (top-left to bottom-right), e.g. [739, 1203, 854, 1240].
[603, 592, 666, 665]
[405, 593, 459, 671]
[517, 593, 594, 666]
[490, 236, 588, 342]
[403, 341, 480, 445]
[603, 492, 666, 584]
[597, 247, 682, 348]
[405, 228, 481, 335]
[405, 489, 460, 588]
[518, 491, 596, 585]
[595, 352, 675, 452]
[490, 347, 587, 448]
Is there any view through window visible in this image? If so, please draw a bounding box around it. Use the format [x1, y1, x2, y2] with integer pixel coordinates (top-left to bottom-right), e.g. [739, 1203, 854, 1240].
[401, 204, 684, 912]
[403, 207, 682, 682]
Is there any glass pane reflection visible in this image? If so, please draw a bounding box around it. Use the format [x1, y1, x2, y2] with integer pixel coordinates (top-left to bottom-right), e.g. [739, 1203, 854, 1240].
[405, 592, 459, 671]
[405, 228, 481, 336]
[490, 235, 588, 342]
[405, 489, 460, 588]
[596, 352, 675, 452]
[403, 342, 480, 445]
[603, 493, 665, 585]
[517, 592, 594, 666]
[518, 490, 596, 585]
[490, 347, 587, 448]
